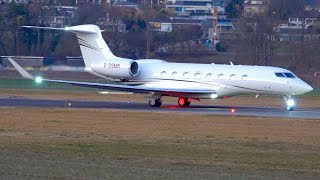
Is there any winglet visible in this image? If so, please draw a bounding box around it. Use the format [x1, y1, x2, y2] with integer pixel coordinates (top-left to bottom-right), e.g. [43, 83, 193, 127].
[8, 58, 34, 79]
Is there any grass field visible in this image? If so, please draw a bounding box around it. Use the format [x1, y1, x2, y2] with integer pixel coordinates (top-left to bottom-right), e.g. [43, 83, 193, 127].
[0, 108, 320, 179]
[0, 87, 319, 179]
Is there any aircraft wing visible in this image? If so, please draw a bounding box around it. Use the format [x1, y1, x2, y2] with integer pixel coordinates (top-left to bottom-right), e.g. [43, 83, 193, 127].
[43, 79, 215, 95]
[8, 58, 216, 96]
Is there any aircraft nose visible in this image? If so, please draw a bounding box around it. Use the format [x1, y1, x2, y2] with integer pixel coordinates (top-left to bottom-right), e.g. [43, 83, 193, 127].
[304, 84, 313, 93]
[296, 81, 313, 94]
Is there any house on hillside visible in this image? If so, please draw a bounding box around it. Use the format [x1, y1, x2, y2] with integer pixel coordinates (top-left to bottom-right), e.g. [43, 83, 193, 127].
[243, 0, 269, 17]
[113, 0, 139, 8]
[149, 18, 201, 32]
[84, 0, 139, 7]
[202, 18, 235, 40]
[40, 6, 78, 28]
[0, 0, 30, 3]
[96, 13, 126, 32]
[149, 17, 235, 41]
[276, 17, 319, 41]
[166, 0, 227, 20]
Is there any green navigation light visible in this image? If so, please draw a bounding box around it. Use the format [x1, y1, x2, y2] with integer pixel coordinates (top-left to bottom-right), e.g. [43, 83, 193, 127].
[35, 76, 43, 84]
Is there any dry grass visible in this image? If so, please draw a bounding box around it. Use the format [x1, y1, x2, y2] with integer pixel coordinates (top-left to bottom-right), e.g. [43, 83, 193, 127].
[0, 88, 320, 178]
[0, 108, 319, 177]
[1, 108, 319, 145]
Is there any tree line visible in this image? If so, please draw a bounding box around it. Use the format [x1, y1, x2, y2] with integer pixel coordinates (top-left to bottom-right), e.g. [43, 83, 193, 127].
[0, 1, 320, 77]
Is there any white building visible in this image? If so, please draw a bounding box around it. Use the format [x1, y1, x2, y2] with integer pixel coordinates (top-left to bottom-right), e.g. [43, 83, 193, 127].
[277, 17, 317, 30]
[40, 6, 78, 28]
[0, 0, 31, 3]
[244, 0, 269, 17]
[166, 0, 227, 20]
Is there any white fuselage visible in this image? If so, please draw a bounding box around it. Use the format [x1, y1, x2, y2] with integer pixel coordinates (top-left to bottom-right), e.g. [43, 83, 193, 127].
[87, 59, 313, 99]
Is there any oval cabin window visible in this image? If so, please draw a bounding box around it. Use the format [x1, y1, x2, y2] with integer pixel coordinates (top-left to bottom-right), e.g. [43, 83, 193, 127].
[218, 74, 225, 79]
[194, 72, 201, 79]
[160, 71, 167, 77]
[206, 73, 213, 79]
[183, 72, 190, 79]
[230, 74, 236, 80]
[172, 71, 178, 78]
[242, 75, 248, 80]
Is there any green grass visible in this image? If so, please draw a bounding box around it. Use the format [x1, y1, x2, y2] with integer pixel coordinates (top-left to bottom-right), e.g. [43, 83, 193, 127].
[0, 77, 102, 91]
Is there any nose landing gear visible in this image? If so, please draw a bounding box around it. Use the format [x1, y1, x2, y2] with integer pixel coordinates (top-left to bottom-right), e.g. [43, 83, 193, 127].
[149, 98, 162, 107]
[284, 96, 295, 111]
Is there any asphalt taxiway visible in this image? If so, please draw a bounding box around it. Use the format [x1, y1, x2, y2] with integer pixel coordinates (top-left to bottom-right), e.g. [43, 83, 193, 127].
[0, 97, 319, 119]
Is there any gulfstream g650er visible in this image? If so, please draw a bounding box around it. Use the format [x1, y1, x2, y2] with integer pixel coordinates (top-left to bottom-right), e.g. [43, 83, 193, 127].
[9, 25, 313, 111]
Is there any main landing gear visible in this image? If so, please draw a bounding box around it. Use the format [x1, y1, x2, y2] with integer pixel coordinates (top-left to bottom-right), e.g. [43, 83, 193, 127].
[148, 97, 192, 107]
[178, 97, 191, 107]
[284, 95, 295, 111]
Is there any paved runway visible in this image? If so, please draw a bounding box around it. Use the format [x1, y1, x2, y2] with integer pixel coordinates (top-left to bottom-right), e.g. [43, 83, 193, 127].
[0, 97, 319, 119]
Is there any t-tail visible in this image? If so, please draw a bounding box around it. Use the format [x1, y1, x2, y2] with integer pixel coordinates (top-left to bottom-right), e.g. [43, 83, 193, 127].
[22, 25, 139, 80]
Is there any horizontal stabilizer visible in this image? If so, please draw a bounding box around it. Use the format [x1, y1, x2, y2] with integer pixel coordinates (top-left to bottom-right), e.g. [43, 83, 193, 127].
[22, 26, 65, 31]
[22, 25, 99, 34]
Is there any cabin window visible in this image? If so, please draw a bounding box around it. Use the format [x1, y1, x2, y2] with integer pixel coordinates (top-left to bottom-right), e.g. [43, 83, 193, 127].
[172, 71, 178, 78]
[275, 73, 285, 77]
[160, 71, 167, 77]
[242, 75, 248, 80]
[206, 73, 213, 79]
[230, 74, 236, 79]
[183, 72, 190, 79]
[218, 74, 225, 79]
[194, 72, 201, 79]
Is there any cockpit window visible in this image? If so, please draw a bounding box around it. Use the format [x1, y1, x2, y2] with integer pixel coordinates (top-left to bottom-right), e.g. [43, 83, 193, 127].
[275, 73, 285, 77]
[275, 72, 296, 78]
[284, 73, 295, 78]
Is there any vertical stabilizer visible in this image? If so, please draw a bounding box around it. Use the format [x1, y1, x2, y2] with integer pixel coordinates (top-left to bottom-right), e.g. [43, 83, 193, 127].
[67, 25, 119, 67]
[22, 25, 123, 68]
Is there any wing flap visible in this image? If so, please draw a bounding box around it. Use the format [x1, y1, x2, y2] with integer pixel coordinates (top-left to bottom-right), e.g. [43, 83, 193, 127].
[44, 79, 215, 95]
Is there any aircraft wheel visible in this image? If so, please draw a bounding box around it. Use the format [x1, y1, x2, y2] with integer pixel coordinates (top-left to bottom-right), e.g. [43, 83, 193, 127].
[287, 106, 295, 111]
[149, 99, 162, 107]
[284, 96, 295, 111]
[178, 97, 191, 107]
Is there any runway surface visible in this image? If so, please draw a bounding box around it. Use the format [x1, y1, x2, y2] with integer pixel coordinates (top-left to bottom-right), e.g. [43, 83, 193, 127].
[0, 97, 319, 119]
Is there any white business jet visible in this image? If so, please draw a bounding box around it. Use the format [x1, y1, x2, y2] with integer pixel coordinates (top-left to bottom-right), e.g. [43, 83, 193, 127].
[9, 24, 313, 111]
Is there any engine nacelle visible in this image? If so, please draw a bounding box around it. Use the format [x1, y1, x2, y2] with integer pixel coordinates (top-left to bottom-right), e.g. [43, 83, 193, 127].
[91, 59, 139, 80]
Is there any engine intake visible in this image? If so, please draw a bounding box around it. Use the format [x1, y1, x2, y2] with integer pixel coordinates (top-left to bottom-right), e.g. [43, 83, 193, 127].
[129, 61, 139, 77]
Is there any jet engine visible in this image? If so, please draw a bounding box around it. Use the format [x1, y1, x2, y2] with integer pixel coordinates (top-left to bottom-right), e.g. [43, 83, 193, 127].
[91, 59, 139, 80]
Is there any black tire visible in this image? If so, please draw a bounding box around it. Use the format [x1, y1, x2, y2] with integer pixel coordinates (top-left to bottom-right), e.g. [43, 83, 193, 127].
[185, 101, 191, 107]
[287, 106, 295, 111]
[149, 99, 162, 107]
